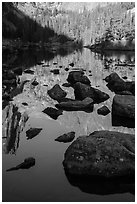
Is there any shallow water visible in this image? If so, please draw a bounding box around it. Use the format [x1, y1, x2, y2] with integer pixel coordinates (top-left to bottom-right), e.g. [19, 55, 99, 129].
[2, 48, 135, 202]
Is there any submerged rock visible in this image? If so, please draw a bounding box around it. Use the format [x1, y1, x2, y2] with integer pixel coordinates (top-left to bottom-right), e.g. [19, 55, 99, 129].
[6, 157, 35, 171]
[26, 128, 42, 140]
[74, 82, 109, 103]
[97, 106, 110, 116]
[47, 84, 67, 101]
[112, 94, 135, 119]
[55, 131, 75, 143]
[55, 97, 94, 112]
[63, 130, 135, 178]
[42, 107, 63, 120]
[67, 71, 90, 85]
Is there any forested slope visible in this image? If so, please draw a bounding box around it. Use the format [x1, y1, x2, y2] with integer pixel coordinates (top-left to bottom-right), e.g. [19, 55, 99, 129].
[2, 2, 135, 50]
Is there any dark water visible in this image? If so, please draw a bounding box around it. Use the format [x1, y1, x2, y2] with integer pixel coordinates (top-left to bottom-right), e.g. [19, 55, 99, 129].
[2, 48, 135, 202]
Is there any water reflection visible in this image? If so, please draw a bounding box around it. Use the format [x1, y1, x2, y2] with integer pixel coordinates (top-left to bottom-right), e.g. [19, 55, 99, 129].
[65, 172, 135, 196]
[2, 48, 135, 202]
[112, 114, 135, 128]
[2, 103, 28, 154]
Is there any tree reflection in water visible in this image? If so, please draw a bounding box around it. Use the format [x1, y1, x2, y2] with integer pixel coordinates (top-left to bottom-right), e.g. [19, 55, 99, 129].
[2, 103, 29, 154]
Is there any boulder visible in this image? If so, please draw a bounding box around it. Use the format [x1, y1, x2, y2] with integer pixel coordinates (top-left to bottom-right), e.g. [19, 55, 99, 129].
[105, 72, 135, 95]
[112, 94, 135, 119]
[74, 82, 109, 103]
[69, 62, 74, 67]
[26, 128, 42, 140]
[63, 130, 135, 178]
[50, 69, 60, 74]
[55, 131, 75, 143]
[97, 105, 110, 116]
[65, 67, 69, 71]
[47, 84, 67, 101]
[55, 97, 94, 112]
[42, 107, 63, 120]
[67, 71, 91, 85]
[31, 80, 39, 86]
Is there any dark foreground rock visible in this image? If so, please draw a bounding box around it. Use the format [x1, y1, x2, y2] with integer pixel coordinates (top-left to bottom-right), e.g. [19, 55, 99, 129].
[55, 97, 94, 112]
[55, 132, 75, 143]
[63, 130, 135, 178]
[42, 107, 63, 119]
[97, 106, 110, 116]
[105, 72, 135, 95]
[26, 128, 42, 140]
[74, 82, 109, 103]
[112, 94, 135, 119]
[47, 84, 67, 101]
[6, 157, 35, 171]
[67, 71, 91, 85]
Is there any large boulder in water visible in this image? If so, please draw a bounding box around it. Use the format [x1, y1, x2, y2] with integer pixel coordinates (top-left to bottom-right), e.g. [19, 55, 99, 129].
[55, 97, 94, 111]
[105, 72, 135, 95]
[112, 94, 135, 119]
[73, 82, 109, 103]
[63, 130, 135, 178]
[47, 84, 67, 101]
[67, 71, 91, 85]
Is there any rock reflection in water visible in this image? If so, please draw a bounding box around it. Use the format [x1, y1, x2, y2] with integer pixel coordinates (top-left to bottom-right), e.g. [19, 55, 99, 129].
[2, 103, 29, 154]
[112, 114, 135, 128]
[65, 172, 135, 196]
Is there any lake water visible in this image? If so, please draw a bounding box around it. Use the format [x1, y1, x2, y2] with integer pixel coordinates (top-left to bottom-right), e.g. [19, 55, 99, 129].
[2, 48, 135, 202]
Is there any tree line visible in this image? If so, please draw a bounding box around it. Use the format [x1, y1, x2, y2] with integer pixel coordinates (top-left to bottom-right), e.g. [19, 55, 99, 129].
[2, 2, 135, 46]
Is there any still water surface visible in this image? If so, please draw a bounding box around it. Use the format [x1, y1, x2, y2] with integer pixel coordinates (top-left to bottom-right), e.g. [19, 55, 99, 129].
[2, 48, 135, 202]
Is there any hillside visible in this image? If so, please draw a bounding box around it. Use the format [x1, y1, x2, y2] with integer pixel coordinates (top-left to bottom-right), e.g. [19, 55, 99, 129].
[2, 2, 135, 50]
